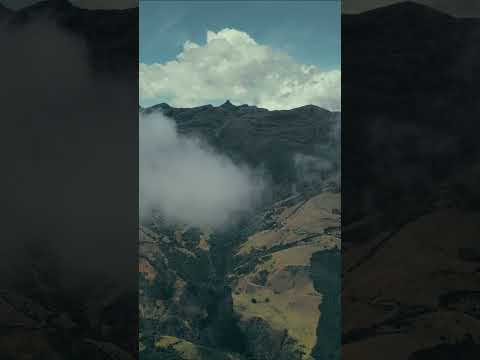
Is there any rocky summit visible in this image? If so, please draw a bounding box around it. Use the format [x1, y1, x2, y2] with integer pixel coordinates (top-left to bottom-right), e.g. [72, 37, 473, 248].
[139, 102, 341, 360]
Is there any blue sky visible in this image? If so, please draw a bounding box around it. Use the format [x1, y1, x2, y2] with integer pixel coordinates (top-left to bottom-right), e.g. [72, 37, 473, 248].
[140, 1, 340, 70]
[140, 1, 341, 110]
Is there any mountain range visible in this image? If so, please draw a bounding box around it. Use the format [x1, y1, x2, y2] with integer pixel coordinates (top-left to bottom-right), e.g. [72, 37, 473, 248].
[139, 101, 341, 360]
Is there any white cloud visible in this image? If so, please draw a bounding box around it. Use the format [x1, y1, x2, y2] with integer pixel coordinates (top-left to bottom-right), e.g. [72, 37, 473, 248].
[140, 28, 340, 111]
[139, 112, 264, 228]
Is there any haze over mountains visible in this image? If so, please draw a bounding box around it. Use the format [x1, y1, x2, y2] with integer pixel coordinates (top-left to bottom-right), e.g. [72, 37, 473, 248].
[140, 100, 340, 205]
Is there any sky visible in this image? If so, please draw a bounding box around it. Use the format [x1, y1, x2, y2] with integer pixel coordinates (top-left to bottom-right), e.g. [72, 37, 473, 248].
[140, 0, 341, 110]
[140, 1, 340, 68]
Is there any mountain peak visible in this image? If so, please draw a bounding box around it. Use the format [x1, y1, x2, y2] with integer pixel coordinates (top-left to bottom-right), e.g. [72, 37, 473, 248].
[220, 100, 236, 109]
[148, 103, 171, 111]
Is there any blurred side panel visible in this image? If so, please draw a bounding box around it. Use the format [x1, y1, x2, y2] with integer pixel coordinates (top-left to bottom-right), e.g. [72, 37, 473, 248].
[0, 1, 138, 359]
[342, 1, 480, 358]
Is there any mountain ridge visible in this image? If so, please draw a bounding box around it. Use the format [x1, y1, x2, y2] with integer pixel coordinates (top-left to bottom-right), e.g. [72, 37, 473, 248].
[141, 101, 337, 114]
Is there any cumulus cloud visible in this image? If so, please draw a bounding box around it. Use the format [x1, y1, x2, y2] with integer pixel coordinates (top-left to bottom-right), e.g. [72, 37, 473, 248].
[140, 28, 340, 111]
[139, 112, 264, 228]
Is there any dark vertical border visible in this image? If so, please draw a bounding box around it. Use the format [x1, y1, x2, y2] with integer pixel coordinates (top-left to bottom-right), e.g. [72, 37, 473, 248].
[342, 1, 480, 358]
[0, 1, 139, 358]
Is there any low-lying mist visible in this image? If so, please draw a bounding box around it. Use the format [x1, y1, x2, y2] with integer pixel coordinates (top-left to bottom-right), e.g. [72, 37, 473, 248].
[139, 112, 265, 228]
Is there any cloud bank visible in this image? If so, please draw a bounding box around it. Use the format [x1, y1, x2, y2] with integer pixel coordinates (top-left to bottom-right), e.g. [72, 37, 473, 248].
[140, 28, 340, 111]
[139, 112, 264, 228]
